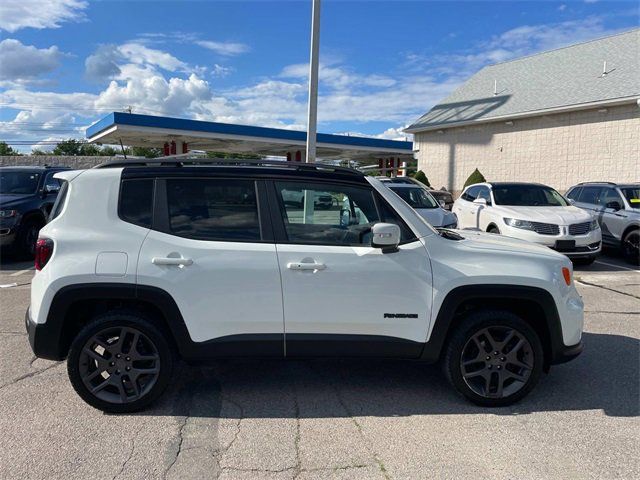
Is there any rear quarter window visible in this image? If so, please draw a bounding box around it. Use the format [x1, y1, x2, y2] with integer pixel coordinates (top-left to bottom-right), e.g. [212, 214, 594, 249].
[48, 180, 69, 222]
[119, 179, 154, 228]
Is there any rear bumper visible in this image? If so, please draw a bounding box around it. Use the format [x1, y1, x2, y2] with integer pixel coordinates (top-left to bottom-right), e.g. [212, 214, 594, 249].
[25, 307, 65, 360]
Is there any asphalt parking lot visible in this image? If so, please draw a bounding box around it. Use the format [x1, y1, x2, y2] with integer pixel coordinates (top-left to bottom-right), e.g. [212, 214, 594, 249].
[0, 251, 638, 480]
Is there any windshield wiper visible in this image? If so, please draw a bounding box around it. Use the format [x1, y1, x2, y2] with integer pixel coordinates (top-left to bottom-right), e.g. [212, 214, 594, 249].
[437, 228, 464, 240]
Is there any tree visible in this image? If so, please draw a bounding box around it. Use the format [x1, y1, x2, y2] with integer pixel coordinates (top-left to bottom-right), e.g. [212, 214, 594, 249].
[131, 146, 162, 158]
[206, 151, 262, 160]
[413, 170, 430, 187]
[463, 168, 486, 188]
[99, 146, 118, 156]
[79, 143, 102, 156]
[52, 139, 83, 156]
[0, 142, 19, 155]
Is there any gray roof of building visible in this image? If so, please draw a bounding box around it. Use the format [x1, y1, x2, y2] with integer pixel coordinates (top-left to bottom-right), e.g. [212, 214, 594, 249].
[406, 29, 640, 132]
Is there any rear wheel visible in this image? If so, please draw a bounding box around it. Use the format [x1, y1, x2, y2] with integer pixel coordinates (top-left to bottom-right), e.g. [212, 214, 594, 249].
[444, 310, 543, 407]
[67, 311, 174, 413]
[621, 229, 640, 265]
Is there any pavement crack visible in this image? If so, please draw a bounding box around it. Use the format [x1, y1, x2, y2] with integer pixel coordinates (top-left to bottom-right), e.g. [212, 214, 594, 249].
[112, 424, 142, 480]
[0, 361, 62, 391]
[311, 363, 391, 480]
[576, 279, 640, 300]
[292, 388, 302, 480]
[164, 415, 189, 479]
[585, 310, 640, 315]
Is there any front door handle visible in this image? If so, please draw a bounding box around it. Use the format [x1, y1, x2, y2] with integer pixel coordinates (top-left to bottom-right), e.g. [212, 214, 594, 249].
[287, 262, 326, 271]
[152, 257, 193, 266]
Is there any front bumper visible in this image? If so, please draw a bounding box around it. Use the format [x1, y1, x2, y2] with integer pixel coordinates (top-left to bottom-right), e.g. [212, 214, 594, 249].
[501, 225, 602, 257]
[551, 340, 584, 365]
[0, 227, 17, 247]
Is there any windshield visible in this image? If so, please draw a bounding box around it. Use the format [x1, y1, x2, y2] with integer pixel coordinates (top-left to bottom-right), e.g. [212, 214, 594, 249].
[621, 187, 640, 209]
[0, 171, 41, 195]
[390, 186, 439, 209]
[492, 184, 568, 207]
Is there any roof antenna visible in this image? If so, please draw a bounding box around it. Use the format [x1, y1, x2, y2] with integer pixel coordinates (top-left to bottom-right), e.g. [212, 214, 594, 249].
[493, 79, 498, 96]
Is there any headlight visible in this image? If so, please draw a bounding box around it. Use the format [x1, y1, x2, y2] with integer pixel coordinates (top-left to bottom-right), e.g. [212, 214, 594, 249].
[503, 217, 534, 230]
[589, 219, 599, 231]
[0, 210, 17, 218]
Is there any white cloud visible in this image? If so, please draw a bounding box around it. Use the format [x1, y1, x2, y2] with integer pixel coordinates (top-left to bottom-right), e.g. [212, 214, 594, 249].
[405, 15, 627, 78]
[212, 64, 233, 77]
[558, 4, 567, 11]
[280, 63, 396, 90]
[195, 40, 250, 56]
[118, 43, 187, 72]
[0, 0, 87, 32]
[0, 39, 64, 81]
[84, 45, 122, 81]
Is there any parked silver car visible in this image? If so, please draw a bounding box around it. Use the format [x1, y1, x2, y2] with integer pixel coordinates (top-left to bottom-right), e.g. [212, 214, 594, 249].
[386, 183, 458, 229]
[566, 182, 640, 264]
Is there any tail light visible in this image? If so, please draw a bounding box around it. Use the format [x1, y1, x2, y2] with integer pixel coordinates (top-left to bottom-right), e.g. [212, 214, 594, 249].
[35, 238, 54, 271]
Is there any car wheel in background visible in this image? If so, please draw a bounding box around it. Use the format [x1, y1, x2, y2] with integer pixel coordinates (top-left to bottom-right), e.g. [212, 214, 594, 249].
[621, 229, 640, 265]
[16, 218, 43, 259]
[67, 310, 174, 413]
[487, 225, 500, 234]
[572, 256, 596, 266]
[443, 310, 543, 407]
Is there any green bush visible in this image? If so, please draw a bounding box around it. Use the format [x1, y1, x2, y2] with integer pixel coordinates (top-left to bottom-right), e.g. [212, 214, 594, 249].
[463, 168, 486, 188]
[413, 170, 430, 187]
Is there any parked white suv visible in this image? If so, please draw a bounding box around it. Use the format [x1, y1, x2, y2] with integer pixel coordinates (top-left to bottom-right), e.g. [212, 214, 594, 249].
[27, 160, 583, 412]
[453, 182, 601, 264]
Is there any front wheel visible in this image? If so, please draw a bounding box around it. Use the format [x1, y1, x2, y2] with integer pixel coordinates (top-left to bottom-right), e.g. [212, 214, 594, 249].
[621, 229, 640, 265]
[67, 311, 174, 413]
[443, 310, 543, 407]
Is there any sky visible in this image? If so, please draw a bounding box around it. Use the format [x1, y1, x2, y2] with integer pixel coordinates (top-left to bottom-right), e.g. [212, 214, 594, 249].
[0, 0, 638, 151]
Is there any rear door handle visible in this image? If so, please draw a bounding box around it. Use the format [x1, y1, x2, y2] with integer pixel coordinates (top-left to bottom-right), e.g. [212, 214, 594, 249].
[152, 257, 193, 266]
[287, 262, 326, 271]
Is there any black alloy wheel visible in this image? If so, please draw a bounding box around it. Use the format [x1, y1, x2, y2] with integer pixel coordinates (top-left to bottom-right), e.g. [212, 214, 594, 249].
[444, 310, 543, 407]
[68, 312, 173, 413]
[622, 230, 640, 265]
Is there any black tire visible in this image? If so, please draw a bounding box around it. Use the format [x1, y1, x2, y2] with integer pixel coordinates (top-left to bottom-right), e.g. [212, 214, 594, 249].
[443, 310, 543, 407]
[16, 217, 43, 259]
[487, 225, 500, 234]
[67, 310, 174, 413]
[621, 229, 640, 266]
[572, 256, 596, 266]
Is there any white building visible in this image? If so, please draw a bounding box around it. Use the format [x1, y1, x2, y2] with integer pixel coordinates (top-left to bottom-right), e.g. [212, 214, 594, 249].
[406, 29, 640, 194]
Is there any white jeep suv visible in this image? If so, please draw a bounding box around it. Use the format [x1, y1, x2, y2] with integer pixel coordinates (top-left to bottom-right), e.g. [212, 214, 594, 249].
[453, 182, 601, 264]
[27, 160, 584, 412]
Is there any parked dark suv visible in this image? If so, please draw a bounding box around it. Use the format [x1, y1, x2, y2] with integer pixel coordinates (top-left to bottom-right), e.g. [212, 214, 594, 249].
[0, 166, 69, 257]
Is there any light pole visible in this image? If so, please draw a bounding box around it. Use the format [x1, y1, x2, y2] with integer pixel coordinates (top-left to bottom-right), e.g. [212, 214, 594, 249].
[303, 0, 321, 223]
[305, 0, 321, 164]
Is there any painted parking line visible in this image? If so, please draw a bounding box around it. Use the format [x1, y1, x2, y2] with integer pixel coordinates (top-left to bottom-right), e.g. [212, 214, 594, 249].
[9, 268, 35, 277]
[593, 260, 640, 273]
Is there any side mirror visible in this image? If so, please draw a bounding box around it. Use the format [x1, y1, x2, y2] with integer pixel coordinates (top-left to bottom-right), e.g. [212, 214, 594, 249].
[372, 223, 400, 253]
[438, 199, 446, 208]
[606, 201, 622, 211]
[340, 208, 352, 227]
[473, 197, 487, 206]
[44, 184, 60, 195]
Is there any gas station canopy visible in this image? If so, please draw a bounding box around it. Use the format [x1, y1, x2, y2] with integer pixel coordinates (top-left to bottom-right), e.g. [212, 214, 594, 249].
[86, 112, 413, 164]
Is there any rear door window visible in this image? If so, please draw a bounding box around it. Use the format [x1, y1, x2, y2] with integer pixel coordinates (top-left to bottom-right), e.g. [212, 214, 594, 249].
[577, 186, 604, 206]
[166, 178, 261, 241]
